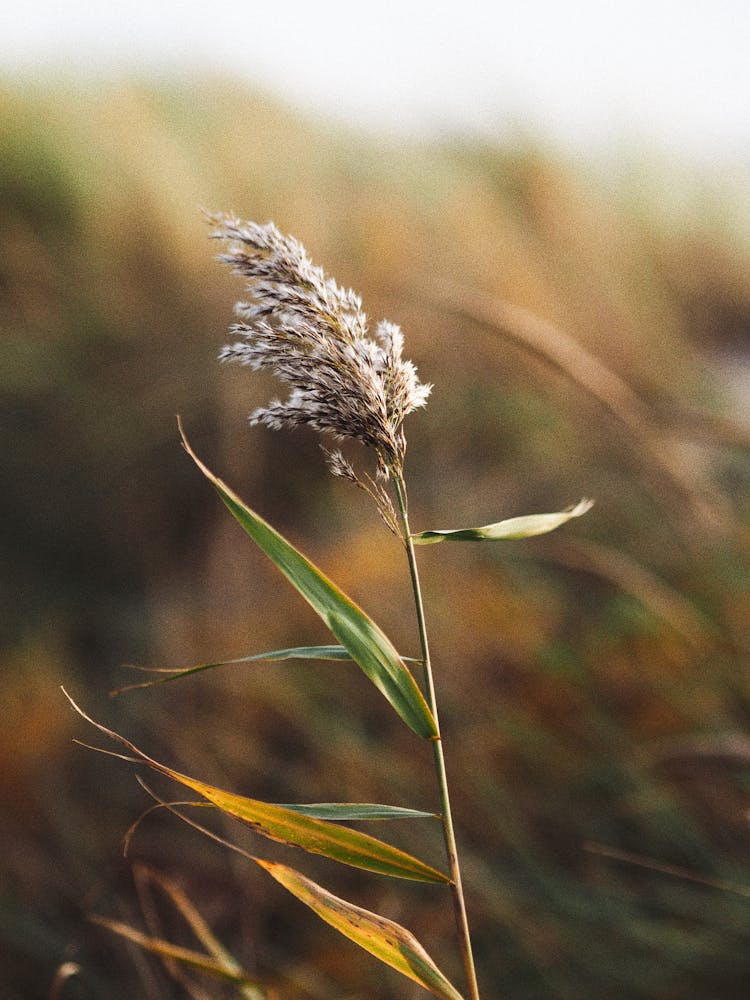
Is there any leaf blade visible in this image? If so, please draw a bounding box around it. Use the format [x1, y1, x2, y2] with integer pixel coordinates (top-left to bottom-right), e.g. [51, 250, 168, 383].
[275, 803, 438, 821]
[413, 498, 594, 544]
[90, 916, 265, 991]
[172, 773, 448, 883]
[64, 694, 448, 884]
[179, 423, 437, 740]
[255, 859, 465, 1000]
[112, 646, 356, 694]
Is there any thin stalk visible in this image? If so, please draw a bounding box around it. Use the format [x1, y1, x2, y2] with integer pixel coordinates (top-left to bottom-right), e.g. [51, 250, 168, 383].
[392, 472, 481, 1000]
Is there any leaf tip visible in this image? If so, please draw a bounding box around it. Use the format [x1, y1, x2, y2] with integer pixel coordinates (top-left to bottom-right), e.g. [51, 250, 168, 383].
[570, 497, 595, 517]
[176, 414, 191, 455]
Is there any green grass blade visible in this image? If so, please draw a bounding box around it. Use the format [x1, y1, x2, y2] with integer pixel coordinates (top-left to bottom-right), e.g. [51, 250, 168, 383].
[65, 694, 448, 884]
[179, 422, 437, 739]
[244, 644, 352, 659]
[275, 803, 438, 821]
[112, 645, 355, 694]
[254, 859, 465, 1000]
[413, 498, 594, 544]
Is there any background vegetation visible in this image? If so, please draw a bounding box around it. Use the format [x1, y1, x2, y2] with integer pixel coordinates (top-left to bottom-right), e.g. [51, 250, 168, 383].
[3, 75, 750, 998]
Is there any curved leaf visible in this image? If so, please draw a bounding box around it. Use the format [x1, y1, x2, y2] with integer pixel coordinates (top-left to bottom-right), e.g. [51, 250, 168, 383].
[413, 498, 594, 544]
[179, 423, 437, 740]
[255, 859, 465, 1000]
[276, 802, 438, 821]
[65, 694, 448, 884]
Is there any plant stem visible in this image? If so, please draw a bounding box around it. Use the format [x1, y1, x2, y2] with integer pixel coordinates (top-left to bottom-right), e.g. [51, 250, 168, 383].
[392, 473, 481, 1000]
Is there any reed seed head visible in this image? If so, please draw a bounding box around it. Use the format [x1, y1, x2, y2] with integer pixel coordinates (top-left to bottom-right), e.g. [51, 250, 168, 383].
[209, 212, 431, 478]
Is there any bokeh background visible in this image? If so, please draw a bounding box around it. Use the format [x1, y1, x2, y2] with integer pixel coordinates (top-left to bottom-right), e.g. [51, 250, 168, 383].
[3, 3, 750, 997]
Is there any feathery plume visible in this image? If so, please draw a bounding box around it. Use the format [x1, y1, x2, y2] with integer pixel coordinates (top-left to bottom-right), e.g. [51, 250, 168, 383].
[208, 212, 431, 479]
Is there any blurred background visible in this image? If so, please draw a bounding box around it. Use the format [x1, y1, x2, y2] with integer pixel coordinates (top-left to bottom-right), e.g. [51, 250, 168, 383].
[3, 2, 750, 997]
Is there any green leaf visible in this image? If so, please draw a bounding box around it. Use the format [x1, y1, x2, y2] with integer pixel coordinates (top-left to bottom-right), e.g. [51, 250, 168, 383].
[115, 646, 421, 695]
[412, 498, 594, 544]
[179, 422, 437, 739]
[276, 803, 438, 821]
[112, 645, 356, 694]
[255, 859, 465, 1000]
[247, 644, 353, 660]
[65, 694, 448, 884]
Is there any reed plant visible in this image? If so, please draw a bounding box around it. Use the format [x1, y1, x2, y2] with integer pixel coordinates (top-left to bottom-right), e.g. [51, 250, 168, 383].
[68, 214, 592, 998]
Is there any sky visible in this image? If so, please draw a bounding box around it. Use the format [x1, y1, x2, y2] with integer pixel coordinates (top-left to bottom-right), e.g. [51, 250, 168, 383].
[1, 0, 748, 163]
